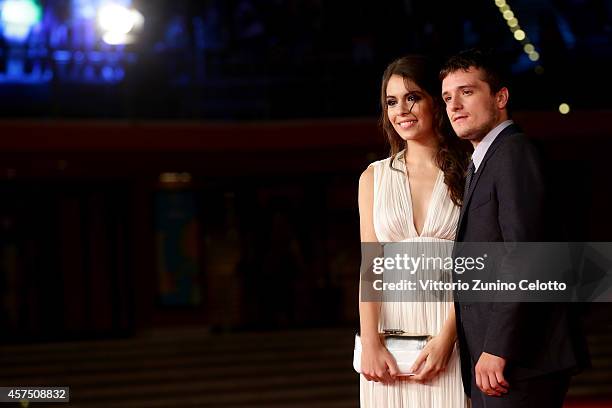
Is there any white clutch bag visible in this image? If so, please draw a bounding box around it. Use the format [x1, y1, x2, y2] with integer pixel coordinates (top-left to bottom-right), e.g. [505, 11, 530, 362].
[353, 330, 431, 376]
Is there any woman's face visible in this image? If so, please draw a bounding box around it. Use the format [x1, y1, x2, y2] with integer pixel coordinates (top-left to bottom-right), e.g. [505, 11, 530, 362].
[385, 74, 436, 142]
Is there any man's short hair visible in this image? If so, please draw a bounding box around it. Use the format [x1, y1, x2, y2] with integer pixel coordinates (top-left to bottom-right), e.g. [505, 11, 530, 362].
[439, 49, 507, 94]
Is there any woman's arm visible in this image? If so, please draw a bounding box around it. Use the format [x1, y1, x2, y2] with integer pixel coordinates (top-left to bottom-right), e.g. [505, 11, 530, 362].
[358, 166, 399, 384]
[438, 303, 457, 344]
[409, 303, 457, 382]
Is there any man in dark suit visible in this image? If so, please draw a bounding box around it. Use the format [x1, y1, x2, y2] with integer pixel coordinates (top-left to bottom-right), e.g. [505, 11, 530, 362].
[440, 49, 584, 407]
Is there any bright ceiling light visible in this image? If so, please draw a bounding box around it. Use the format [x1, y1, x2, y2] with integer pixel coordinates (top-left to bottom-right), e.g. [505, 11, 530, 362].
[98, 4, 135, 34]
[513, 29, 526, 40]
[1, 0, 40, 25]
[103, 32, 129, 45]
[97, 3, 144, 45]
[0, 0, 42, 42]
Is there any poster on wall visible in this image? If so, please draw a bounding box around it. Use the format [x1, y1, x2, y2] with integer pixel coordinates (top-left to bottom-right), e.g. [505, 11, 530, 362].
[155, 191, 201, 306]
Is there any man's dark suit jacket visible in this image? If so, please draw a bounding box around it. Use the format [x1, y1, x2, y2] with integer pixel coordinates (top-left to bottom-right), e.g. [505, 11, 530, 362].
[454, 123, 587, 396]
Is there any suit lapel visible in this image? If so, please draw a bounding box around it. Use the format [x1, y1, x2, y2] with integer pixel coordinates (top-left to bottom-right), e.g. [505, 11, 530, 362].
[456, 124, 521, 236]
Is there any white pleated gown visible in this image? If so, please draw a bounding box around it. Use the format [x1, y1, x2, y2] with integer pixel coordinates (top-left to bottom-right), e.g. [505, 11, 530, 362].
[360, 154, 469, 408]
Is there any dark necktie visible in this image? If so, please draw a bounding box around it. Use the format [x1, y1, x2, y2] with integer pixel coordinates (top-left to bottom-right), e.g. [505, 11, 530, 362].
[464, 160, 475, 195]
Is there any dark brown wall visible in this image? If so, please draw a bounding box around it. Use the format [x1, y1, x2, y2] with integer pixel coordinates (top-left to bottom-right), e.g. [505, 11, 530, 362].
[0, 112, 610, 341]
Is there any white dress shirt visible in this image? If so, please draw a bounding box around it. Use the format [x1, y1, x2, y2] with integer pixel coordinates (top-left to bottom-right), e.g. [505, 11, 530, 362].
[472, 120, 514, 171]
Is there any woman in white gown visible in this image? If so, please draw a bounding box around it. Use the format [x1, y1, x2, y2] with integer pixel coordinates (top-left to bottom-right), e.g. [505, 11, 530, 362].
[358, 56, 470, 407]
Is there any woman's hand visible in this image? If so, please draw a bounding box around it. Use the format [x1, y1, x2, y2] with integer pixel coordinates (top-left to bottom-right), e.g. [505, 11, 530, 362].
[360, 337, 400, 384]
[409, 335, 455, 383]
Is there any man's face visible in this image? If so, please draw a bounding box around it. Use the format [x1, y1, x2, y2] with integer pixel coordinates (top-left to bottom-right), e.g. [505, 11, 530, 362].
[441, 67, 505, 142]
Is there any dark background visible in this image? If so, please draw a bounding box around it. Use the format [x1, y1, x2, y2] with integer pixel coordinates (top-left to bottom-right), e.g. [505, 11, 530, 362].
[0, 0, 611, 407]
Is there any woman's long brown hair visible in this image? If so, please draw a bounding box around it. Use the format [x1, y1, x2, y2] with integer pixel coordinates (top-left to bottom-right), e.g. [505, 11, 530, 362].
[380, 55, 470, 206]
